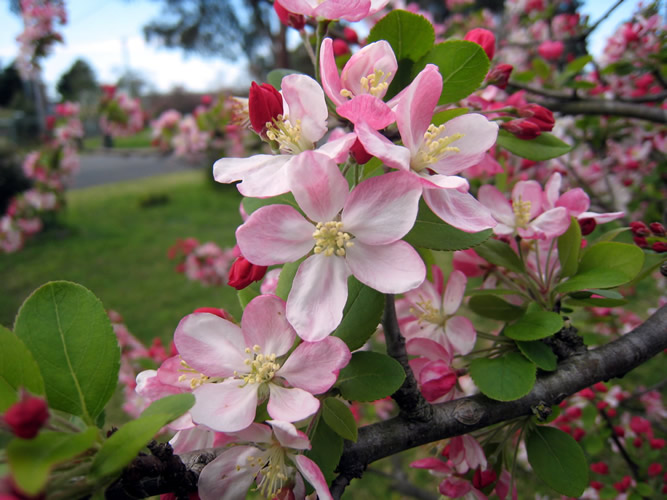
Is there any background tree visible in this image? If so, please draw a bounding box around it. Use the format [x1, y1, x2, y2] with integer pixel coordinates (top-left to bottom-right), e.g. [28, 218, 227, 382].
[56, 58, 98, 102]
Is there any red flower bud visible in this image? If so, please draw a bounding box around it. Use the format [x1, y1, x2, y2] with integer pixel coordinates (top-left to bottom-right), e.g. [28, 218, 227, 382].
[613, 476, 632, 493]
[633, 437, 643, 448]
[518, 104, 555, 131]
[343, 27, 359, 45]
[45, 115, 56, 130]
[486, 64, 513, 89]
[228, 257, 268, 290]
[648, 463, 663, 476]
[613, 425, 625, 437]
[590, 462, 609, 475]
[273, 0, 305, 30]
[464, 28, 496, 60]
[3, 392, 49, 439]
[350, 138, 373, 164]
[248, 82, 283, 135]
[332, 39, 350, 56]
[590, 480, 604, 491]
[653, 242, 667, 253]
[200, 95, 212, 106]
[501, 119, 542, 140]
[633, 235, 648, 248]
[193, 307, 234, 321]
[537, 40, 564, 61]
[649, 438, 665, 449]
[593, 382, 608, 392]
[473, 468, 497, 489]
[649, 222, 665, 236]
[578, 388, 596, 400]
[629, 221, 650, 236]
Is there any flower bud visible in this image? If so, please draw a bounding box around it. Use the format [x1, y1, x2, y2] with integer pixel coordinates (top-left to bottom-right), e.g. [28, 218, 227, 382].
[228, 257, 268, 290]
[590, 462, 609, 475]
[537, 40, 564, 61]
[649, 222, 665, 236]
[473, 468, 497, 489]
[501, 119, 542, 140]
[629, 221, 650, 236]
[350, 138, 373, 164]
[273, 0, 305, 30]
[343, 27, 359, 45]
[652, 241, 667, 253]
[464, 28, 496, 60]
[248, 82, 283, 135]
[332, 39, 350, 56]
[193, 307, 234, 321]
[3, 392, 49, 439]
[578, 217, 596, 235]
[518, 104, 555, 131]
[486, 64, 513, 89]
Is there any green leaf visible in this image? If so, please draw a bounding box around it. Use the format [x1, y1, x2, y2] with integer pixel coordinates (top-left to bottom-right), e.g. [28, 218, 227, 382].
[565, 80, 597, 89]
[581, 433, 604, 455]
[337, 351, 405, 402]
[333, 277, 384, 351]
[505, 312, 563, 341]
[0, 325, 45, 412]
[469, 352, 536, 401]
[564, 55, 593, 75]
[266, 69, 301, 90]
[89, 394, 194, 481]
[415, 41, 490, 104]
[242, 193, 299, 216]
[404, 200, 492, 251]
[474, 239, 525, 273]
[432, 107, 469, 126]
[13, 282, 120, 423]
[555, 242, 645, 293]
[275, 259, 303, 301]
[513, 70, 536, 83]
[496, 130, 573, 161]
[532, 58, 551, 80]
[468, 295, 524, 321]
[467, 288, 521, 296]
[8, 428, 98, 496]
[557, 217, 581, 278]
[322, 398, 358, 442]
[305, 418, 343, 487]
[367, 10, 434, 62]
[593, 226, 630, 243]
[525, 426, 589, 497]
[237, 282, 261, 310]
[516, 340, 557, 371]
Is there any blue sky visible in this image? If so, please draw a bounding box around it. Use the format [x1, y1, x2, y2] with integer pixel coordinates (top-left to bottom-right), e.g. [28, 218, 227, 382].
[0, 0, 656, 98]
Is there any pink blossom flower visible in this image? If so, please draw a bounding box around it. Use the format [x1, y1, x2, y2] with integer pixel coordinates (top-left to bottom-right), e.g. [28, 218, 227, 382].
[478, 180, 570, 240]
[537, 40, 564, 60]
[213, 74, 355, 197]
[236, 150, 425, 341]
[198, 420, 332, 500]
[320, 37, 397, 108]
[398, 268, 477, 355]
[277, 0, 388, 21]
[355, 64, 498, 232]
[174, 295, 350, 432]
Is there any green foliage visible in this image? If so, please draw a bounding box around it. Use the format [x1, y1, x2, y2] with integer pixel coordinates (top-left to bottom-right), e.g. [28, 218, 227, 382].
[557, 217, 581, 278]
[367, 10, 434, 62]
[468, 295, 524, 321]
[237, 282, 261, 310]
[496, 130, 573, 161]
[504, 311, 563, 341]
[275, 259, 303, 301]
[56, 58, 98, 102]
[305, 417, 343, 486]
[89, 393, 195, 481]
[555, 242, 645, 293]
[337, 351, 405, 401]
[516, 340, 557, 371]
[404, 201, 492, 251]
[474, 239, 525, 273]
[13, 281, 120, 424]
[469, 352, 536, 401]
[333, 277, 384, 351]
[322, 397, 358, 442]
[525, 426, 589, 497]
[414, 41, 490, 104]
[0, 325, 45, 411]
[266, 69, 301, 90]
[7, 427, 98, 495]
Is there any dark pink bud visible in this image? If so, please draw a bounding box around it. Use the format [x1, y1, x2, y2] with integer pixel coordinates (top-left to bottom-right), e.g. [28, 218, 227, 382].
[273, 0, 305, 30]
[578, 217, 596, 235]
[343, 27, 359, 45]
[473, 468, 497, 489]
[248, 82, 283, 135]
[650, 438, 665, 449]
[501, 119, 542, 140]
[45, 115, 56, 130]
[332, 39, 350, 56]
[486, 64, 513, 89]
[537, 40, 564, 61]
[614, 476, 632, 493]
[630, 221, 650, 236]
[3, 392, 49, 439]
[590, 480, 604, 491]
[227, 257, 268, 290]
[200, 95, 212, 105]
[350, 138, 372, 164]
[652, 242, 667, 253]
[649, 222, 665, 236]
[648, 463, 663, 477]
[590, 462, 609, 475]
[464, 28, 496, 60]
[518, 104, 555, 131]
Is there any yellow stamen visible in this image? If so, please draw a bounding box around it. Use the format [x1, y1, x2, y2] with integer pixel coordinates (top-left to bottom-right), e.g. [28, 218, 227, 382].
[265, 114, 312, 154]
[513, 197, 532, 228]
[412, 124, 464, 172]
[312, 221, 354, 258]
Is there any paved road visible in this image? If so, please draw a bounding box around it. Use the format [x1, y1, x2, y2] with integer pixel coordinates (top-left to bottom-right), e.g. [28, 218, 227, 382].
[71, 150, 201, 189]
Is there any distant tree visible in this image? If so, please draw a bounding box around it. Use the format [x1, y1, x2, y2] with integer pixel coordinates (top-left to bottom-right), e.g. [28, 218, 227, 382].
[56, 58, 98, 102]
[0, 62, 26, 108]
[115, 69, 153, 98]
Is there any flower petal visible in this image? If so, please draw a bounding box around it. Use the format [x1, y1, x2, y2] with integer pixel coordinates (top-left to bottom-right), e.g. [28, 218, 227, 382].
[278, 336, 351, 393]
[337, 94, 396, 129]
[478, 184, 514, 227]
[267, 385, 320, 422]
[241, 295, 295, 357]
[190, 380, 258, 433]
[236, 205, 314, 266]
[174, 313, 247, 377]
[345, 240, 425, 293]
[355, 121, 411, 170]
[442, 270, 466, 315]
[294, 455, 334, 500]
[445, 315, 477, 355]
[319, 38, 345, 107]
[282, 74, 328, 144]
[424, 187, 497, 232]
[286, 253, 350, 341]
[170, 427, 215, 455]
[213, 154, 291, 197]
[340, 40, 397, 100]
[269, 420, 311, 450]
[317, 132, 357, 163]
[197, 446, 260, 500]
[343, 171, 422, 244]
[288, 150, 348, 222]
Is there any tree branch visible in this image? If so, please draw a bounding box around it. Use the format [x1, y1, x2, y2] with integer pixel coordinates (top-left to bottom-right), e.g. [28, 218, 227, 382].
[537, 98, 666, 124]
[104, 305, 667, 499]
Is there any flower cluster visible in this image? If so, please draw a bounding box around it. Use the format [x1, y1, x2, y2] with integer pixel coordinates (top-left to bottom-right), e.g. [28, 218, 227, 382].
[167, 237, 237, 287]
[98, 87, 145, 137]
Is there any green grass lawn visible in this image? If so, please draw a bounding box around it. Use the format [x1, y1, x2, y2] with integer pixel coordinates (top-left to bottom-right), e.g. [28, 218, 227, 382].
[82, 128, 153, 150]
[0, 170, 243, 345]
